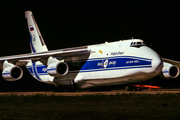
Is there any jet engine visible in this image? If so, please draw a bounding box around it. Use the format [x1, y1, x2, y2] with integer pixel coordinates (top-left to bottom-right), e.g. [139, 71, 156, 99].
[159, 62, 179, 79]
[47, 61, 69, 77]
[2, 65, 23, 81]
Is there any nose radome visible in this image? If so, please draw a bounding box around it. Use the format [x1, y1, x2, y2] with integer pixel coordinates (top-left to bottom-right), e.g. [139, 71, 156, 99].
[138, 46, 163, 74]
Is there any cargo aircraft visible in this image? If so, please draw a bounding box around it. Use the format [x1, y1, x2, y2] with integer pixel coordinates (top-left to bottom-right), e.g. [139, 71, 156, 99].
[1, 11, 180, 91]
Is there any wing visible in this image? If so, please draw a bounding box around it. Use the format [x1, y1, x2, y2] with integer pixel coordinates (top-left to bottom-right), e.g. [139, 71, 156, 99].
[0, 46, 90, 69]
[162, 58, 180, 68]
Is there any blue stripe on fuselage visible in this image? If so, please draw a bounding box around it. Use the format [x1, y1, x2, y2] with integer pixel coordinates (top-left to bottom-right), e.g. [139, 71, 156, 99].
[32, 62, 42, 80]
[27, 64, 48, 77]
[26, 56, 152, 76]
[80, 65, 152, 73]
[80, 56, 152, 73]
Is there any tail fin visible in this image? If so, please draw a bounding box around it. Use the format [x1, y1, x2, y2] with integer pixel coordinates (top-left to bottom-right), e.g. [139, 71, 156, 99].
[25, 11, 48, 53]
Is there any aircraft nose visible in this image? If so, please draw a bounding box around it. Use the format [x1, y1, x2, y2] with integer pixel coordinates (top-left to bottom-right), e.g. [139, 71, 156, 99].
[151, 54, 163, 74]
[138, 46, 163, 74]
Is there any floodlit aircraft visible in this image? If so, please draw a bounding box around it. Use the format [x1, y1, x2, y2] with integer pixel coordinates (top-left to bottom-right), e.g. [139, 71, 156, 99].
[0, 11, 180, 91]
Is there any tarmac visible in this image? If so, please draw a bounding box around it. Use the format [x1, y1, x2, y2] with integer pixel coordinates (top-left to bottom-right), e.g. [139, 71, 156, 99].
[0, 89, 180, 96]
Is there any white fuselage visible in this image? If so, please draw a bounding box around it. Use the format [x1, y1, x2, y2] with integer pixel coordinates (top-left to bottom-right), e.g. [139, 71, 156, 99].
[26, 39, 163, 88]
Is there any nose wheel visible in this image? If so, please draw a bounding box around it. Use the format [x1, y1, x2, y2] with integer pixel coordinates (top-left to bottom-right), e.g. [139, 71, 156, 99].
[125, 85, 131, 91]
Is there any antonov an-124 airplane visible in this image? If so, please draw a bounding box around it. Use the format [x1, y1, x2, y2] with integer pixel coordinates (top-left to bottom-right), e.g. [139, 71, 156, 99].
[1, 11, 180, 91]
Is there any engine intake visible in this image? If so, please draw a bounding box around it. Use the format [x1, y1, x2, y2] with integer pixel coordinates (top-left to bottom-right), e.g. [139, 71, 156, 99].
[47, 61, 69, 77]
[159, 62, 179, 79]
[2, 66, 23, 81]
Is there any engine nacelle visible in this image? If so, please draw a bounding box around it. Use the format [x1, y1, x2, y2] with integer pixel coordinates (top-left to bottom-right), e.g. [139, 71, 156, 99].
[47, 61, 69, 77]
[159, 62, 179, 79]
[2, 65, 23, 81]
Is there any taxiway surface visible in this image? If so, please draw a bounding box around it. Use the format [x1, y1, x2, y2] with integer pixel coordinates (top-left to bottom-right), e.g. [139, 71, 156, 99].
[0, 89, 180, 96]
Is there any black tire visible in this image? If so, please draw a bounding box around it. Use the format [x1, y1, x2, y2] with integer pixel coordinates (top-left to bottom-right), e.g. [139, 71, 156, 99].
[125, 86, 129, 91]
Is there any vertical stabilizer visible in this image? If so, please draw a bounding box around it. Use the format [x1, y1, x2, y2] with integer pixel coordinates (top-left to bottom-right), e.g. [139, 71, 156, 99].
[25, 11, 48, 53]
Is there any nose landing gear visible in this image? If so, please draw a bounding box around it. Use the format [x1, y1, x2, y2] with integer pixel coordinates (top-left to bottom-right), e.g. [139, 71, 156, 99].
[125, 85, 142, 91]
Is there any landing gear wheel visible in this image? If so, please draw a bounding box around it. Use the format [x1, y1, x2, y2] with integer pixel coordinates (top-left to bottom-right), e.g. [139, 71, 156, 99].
[135, 87, 142, 91]
[125, 86, 130, 91]
[125, 85, 133, 91]
[89, 86, 111, 92]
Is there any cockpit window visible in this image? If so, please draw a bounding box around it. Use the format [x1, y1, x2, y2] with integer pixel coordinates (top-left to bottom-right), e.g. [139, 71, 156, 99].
[130, 42, 146, 47]
[137, 42, 142, 45]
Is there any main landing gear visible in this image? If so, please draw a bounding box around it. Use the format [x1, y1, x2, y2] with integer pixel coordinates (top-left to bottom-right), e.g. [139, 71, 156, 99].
[89, 86, 112, 92]
[55, 84, 76, 92]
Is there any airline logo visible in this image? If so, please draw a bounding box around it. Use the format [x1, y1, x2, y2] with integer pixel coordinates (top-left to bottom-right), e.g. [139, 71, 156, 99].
[97, 59, 116, 68]
[111, 51, 124, 55]
[32, 35, 36, 45]
[42, 68, 47, 72]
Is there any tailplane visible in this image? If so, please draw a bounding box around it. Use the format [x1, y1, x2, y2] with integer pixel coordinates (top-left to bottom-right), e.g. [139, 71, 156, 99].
[25, 11, 48, 53]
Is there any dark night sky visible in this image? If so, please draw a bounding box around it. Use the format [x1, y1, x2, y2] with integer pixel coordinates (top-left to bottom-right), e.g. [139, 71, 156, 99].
[1, 0, 180, 59]
[0, 0, 180, 90]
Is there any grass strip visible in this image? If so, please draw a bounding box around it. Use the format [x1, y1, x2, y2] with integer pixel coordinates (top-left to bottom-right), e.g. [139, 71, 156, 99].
[0, 93, 179, 120]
